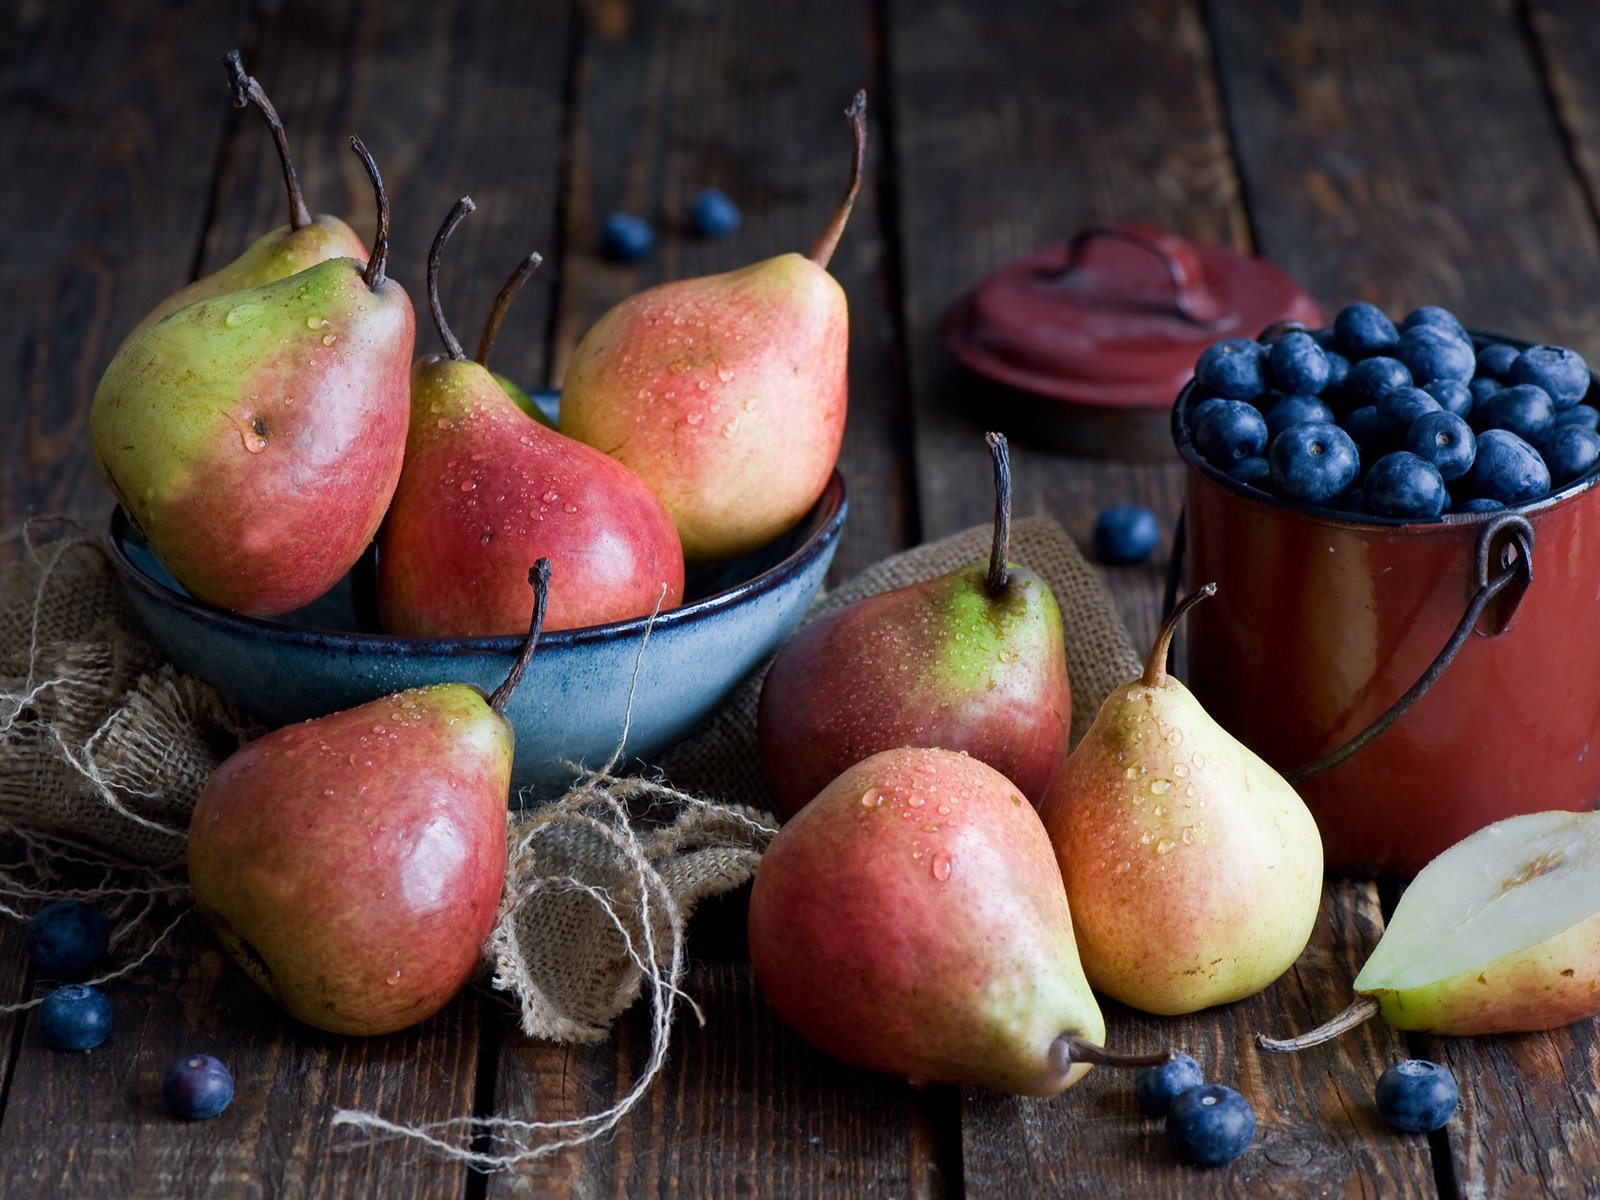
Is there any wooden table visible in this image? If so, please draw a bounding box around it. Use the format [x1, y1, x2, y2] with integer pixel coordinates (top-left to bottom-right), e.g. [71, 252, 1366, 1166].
[5, 1, 1599, 1195]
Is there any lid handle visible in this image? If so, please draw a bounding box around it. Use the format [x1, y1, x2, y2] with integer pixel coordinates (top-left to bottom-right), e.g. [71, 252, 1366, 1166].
[1045, 223, 1222, 327]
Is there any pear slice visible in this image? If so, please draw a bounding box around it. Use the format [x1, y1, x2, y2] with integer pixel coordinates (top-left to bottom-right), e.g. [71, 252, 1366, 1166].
[1260, 809, 1600, 1050]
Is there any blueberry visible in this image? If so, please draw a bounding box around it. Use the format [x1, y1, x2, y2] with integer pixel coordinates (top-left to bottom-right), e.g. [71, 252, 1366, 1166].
[1269, 422, 1361, 507]
[599, 213, 653, 262]
[1555, 404, 1600, 433]
[1257, 319, 1308, 344]
[1345, 356, 1413, 408]
[163, 1054, 235, 1120]
[1194, 339, 1267, 401]
[1229, 456, 1271, 489]
[1407, 411, 1476, 482]
[1397, 325, 1475, 386]
[1424, 379, 1473, 419]
[1455, 496, 1505, 513]
[1266, 332, 1331, 395]
[1309, 326, 1338, 351]
[1265, 393, 1336, 440]
[1322, 350, 1351, 400]
[1399, 304, 1471, 342]
[1509, 345, 1591, 409]
[1543, 424, 1600, 486]
[1462, 429, 1551, 505]
[1469, 376, 1503, 407]
[1476, 383, 1556, 444]
[1376, 1059, 1458, 1133]
[38, 983, 113, 1051]
[1192, 399, 1268, 469]
[1476, 342, 1521, 380]
[1333, 302, 1399, 359]
[1093, 505, 1161, 565]
[1363, 452, 1447, 519]
[1135, 1052, 1206, 1116]
[1341, 404, 1391, 453]
[687, 187, 741, 238]
[1166, 1084, 1256, 1166]
[25, 900, 110, 979]
[1376, 385, 1441, 440]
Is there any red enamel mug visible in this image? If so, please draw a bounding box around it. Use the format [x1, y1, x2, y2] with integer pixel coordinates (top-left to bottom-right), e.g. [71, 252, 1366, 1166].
[1172, 338, 1600, 876]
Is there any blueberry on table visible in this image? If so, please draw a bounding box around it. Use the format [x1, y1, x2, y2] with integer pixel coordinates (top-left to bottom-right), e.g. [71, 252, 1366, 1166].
[1399, 304, 1471, 345]
[1397, 324, 1475, 385]
[25, 900, 110, 979]
[1194, 338, 1267, 401]
[1135, 1052, 1206, 1116]
[1424, 378, 1473, 419]
[1093, 505, 1161, 564]
[599, 213, 654, 262]
[1345, 356, 1413, 408]
[1267, 331, 1331, 395]
[38, 983, 112, 1051]
[1543, 424, 1600, 486]
[1407, 410, 1475, 482]
[1333, 301, 1399, 359]
[1228, 456, 1271, 489]
[1192, 399, 1268, 469]
[1265, 393, 1335, 439]
[1363, 452, 1447, 519]
[1166, 1084, 1256, 1166]
[688, 187, 741, 237]
[1510, 345, 1592, 409]
[1462, 429, 1551, 505]
[1376, 1059, 1459, 1133]
[1476, 341, 1521, 380]
[1476, 383, 1556, 445]
[1269, 421, 1360, 506]
[163, 1054, 235, 1120]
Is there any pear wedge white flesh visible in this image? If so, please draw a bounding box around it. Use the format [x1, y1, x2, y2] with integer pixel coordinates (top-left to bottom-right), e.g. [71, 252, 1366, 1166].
[1353, 809, 1600, 1035]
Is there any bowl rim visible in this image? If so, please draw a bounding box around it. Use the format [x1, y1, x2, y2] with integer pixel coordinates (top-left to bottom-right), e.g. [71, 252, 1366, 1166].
[106, 470, 848, 658]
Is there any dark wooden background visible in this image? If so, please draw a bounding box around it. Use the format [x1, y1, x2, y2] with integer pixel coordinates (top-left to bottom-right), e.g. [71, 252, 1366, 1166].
[5, 0, 1600, 1195]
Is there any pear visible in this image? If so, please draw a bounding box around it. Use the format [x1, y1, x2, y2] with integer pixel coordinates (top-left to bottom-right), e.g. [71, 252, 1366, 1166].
[756, 433, 1070, 819]
[1260, 809, 1600, 1051]
[558, 93, 867, 561]
[1039, 584, 1324, 1015]
[188, 562, 550, 1036]
[748, 746, 1171, 1094]
[378, 198, 684, 635]
[130, 52, 367, 335]
[91, 137, 414, 617]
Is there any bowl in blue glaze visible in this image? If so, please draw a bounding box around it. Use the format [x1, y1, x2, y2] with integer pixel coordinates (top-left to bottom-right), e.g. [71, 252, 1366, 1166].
[107, 471, 847, 802]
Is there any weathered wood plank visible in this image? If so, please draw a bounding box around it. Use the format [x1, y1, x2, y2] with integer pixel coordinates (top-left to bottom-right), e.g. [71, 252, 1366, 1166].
[0, 0, 252, 531]
[1528, 0, 1600, 267]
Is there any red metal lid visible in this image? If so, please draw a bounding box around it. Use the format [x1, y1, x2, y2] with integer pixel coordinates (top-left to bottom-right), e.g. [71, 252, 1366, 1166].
[942, 222, 1325, 412]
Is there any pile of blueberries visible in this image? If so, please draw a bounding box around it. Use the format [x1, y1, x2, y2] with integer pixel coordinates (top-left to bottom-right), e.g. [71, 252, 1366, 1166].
[1136, 1050, 1458, 1168]
[25, 899, 234, 1120]
[1183, 303, 1599, 520]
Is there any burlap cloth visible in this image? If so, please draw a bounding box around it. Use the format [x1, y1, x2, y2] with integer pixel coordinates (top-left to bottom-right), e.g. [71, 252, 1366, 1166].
[1, 513, 1138, 1165]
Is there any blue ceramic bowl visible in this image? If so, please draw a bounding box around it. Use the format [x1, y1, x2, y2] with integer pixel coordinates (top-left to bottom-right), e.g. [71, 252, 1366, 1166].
[107, 471, 846, 802]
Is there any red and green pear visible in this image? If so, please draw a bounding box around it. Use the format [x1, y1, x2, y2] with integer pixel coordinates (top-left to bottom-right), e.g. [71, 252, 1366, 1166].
[378, 198, 684, 636]
[558, 93, 867, 561]
[748, 746, 1170, 1094]
[90, 138, 413, 616]
[131, 52, 366, 336]
[187, 563, 551, 1036]
[1041, 585, 1324, 1016]
[757, 433, 1070, 819]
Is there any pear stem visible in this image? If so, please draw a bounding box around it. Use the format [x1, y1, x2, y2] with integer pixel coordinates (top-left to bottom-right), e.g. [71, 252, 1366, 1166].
[475, 252, 544, 367]
[807, 90, 868, 268]
[225, 51, 312, 231]
[489, 560, 553, 715]
[349, 136, 391, 290]
[426, 196, 477, 361]
[1140, 582, 1217, 689]
[985, 431, 1012, 595]
[1256, 997, 1380, 1053]
[1050, 1033, 1175, 1078]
